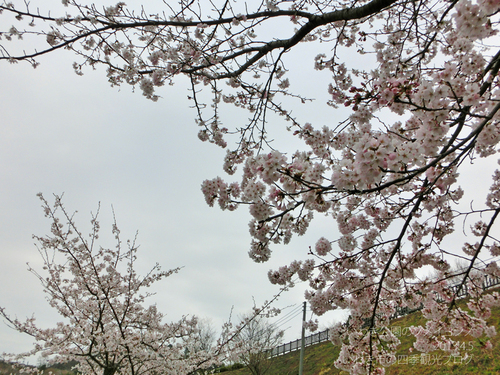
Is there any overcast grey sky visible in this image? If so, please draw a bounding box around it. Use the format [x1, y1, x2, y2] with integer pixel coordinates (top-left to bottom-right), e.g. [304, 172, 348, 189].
[0, 1, 350, 360]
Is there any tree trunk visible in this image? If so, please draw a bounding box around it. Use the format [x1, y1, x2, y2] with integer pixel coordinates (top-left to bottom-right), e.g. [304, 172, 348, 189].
[103, 367, 117, 375]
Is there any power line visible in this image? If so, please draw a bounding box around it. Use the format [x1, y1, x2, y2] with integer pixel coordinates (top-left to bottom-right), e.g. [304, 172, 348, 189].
[270, 304, 303, 329]
[271, 304, 301, 324]
[273, 309, 303, 330]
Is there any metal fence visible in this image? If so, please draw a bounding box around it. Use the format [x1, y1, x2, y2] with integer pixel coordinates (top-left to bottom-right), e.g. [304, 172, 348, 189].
[268, 273, 500, 358]
[269, 329, 330, 358]
[448, 273, 500, 298]
[390, 273, 500, 320]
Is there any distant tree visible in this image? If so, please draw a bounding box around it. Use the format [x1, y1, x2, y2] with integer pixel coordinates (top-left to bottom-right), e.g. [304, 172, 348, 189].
[435, 258, 487, 289]
[0, 194, 218, 375]
[194, 318, 217, 353]
[189, 318, 219, 375]
[3, 0, 500, 373]
[231, 314, 283, 375]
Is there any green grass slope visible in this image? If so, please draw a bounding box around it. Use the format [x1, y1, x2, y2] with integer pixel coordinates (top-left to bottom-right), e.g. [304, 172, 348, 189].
[228, 295, 500, 375]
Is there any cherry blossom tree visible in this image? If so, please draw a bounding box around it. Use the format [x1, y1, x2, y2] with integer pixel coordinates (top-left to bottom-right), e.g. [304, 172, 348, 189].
[0, 194, 220, 375]
[2, 0, 500, 373]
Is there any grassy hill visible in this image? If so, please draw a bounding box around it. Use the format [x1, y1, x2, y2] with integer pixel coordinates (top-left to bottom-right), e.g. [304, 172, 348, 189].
[227, 296, 500, 375]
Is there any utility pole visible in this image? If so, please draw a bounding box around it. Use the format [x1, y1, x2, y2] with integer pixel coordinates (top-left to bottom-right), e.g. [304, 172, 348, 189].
[298, 301, 306, 375]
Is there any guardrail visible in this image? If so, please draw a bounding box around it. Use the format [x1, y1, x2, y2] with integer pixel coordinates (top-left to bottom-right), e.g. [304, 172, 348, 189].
[269, 329, 329, 358]
[390, 273, 500, 320]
